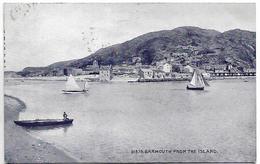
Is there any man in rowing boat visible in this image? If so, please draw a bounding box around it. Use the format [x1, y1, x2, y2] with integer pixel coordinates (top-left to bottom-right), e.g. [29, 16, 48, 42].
[63, 112, 69, 120]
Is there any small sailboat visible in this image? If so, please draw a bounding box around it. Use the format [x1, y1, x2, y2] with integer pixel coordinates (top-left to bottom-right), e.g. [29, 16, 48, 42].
[187, 69, 209, 90]
[62, 74, 88, 93]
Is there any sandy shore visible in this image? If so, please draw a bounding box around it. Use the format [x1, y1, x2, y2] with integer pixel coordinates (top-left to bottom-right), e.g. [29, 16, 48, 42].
[4, 95, 77, 163]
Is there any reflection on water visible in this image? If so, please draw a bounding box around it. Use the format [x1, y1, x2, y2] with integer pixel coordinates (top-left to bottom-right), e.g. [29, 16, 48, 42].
[5, 79, 256, 162]
[24, 124, 73, 133]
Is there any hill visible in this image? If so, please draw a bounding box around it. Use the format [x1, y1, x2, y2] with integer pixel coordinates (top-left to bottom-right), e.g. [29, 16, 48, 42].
[18, 26, 256, 76]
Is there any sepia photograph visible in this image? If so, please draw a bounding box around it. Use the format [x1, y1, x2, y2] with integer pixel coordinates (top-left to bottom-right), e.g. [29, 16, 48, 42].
[3, 2, 256, 163]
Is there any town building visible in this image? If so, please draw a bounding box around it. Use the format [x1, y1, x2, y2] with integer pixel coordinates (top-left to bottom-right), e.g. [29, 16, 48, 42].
[83, 67, 99, 74]
[63, 68, 84, 76]
[227, 64, 233, 71]
[72, 68, 84, 75]
[163, 63, 172, 73]
[153, 70, 165, 79]
[243, 68, 256, 73]
[135, 62, 142, 68]
[172, 72, 191, 80]
[99, 65, 112, 82]
[112, 65, 136, 75]
[172, 63, 184, 73]
[183, 65, 194, 73]
[214, 65, 227, 71]
[139, 68, 154, 79]
[202, 65, 213, 71]
[93, 60, 99, 68]
[81, 60, 100, 75]
[214, 69, 228, 73]
[132, 57, 142, 63]
[202, 72, 211, 79]
[156, 59, 167, 70]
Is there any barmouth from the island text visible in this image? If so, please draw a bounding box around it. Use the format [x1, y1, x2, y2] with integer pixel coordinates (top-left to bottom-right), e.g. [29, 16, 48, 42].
[131, 149, 218, 154]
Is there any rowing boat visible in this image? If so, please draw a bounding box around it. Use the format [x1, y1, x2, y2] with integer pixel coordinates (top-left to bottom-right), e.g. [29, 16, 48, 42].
[14, 119, 73, 127]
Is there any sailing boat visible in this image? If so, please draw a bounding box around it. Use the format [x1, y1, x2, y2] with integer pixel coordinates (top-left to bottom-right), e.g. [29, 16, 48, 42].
[62, 74, 88, 93]
[187, 69, 209, 90]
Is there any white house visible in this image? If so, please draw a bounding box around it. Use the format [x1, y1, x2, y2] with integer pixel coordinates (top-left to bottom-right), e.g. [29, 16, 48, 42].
[183, 65, 194, 73]
[93, 60, 99, 68]
[163, 63, 172, 73]
[202, 72, 211, 79]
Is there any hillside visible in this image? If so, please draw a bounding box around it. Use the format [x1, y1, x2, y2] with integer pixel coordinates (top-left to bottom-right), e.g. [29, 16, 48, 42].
[69, 26, 256, 69]
[19, 26, 256, 76]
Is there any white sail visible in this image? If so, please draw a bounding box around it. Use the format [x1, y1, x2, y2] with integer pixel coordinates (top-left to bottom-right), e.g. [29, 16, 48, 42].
[65, 74, 81, 91]
[84, 81, 89, 90]
[190, 71, 197, 86]
[189, 70, 206, 87]
[197, 73, 205, 87]
[201, 74, 210, 86]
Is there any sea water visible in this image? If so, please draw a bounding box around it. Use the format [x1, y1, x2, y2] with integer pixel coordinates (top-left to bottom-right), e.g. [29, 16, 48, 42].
[4, 79, 256, 162]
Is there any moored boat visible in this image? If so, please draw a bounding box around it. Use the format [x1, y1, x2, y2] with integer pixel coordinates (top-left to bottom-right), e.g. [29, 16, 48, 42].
[14, 119, 73, 127]
[62, 74, 88, 93]
[187, 69, 209, 90]
[186, 84, 204, 90]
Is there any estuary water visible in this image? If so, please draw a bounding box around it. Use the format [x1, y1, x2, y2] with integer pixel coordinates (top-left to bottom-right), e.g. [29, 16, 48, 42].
[4, 79, 256, 162]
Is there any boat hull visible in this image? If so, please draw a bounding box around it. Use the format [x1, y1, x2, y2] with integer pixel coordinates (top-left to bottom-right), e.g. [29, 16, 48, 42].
[14, 119, 73, 127]
[62, 90, 87, 93]
[186, 84, 204, 90]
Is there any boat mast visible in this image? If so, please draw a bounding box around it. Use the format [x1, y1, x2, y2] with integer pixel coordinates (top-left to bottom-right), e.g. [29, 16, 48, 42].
[84, 81, 89, 90]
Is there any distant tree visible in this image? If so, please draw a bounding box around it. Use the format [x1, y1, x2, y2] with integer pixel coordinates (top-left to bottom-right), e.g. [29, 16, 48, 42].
[172, 65, 181, 73]
[17, 71, 30, 77]
[104, 56, 115, 65]
[141, 49, 155, 65]
[191, 39, 199, 46]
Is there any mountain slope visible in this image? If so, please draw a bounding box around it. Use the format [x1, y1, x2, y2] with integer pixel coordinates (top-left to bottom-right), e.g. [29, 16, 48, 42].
[69, 26, 255, 69]
[19, 26, 256, 76]
[69, 26, 222, 67]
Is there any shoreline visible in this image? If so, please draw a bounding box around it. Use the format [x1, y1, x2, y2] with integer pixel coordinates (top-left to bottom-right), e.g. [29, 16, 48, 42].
[5, 75, 255, 81]
[4, 94, 79, 163]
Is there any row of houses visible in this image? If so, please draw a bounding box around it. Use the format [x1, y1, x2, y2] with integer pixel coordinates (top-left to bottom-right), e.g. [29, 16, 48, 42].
[97, 63, 195, 82]
[138, 68, 193, 80]
[54, 58, 257, 78]
[29, 58, 256, 82]
[50, 62, 195, 81]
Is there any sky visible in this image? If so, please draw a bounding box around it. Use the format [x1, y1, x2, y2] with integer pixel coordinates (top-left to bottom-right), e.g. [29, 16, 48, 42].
[4, 3, 256, 71]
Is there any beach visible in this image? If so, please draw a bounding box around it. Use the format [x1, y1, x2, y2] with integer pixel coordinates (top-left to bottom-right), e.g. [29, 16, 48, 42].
[4, 95, 77, 163]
